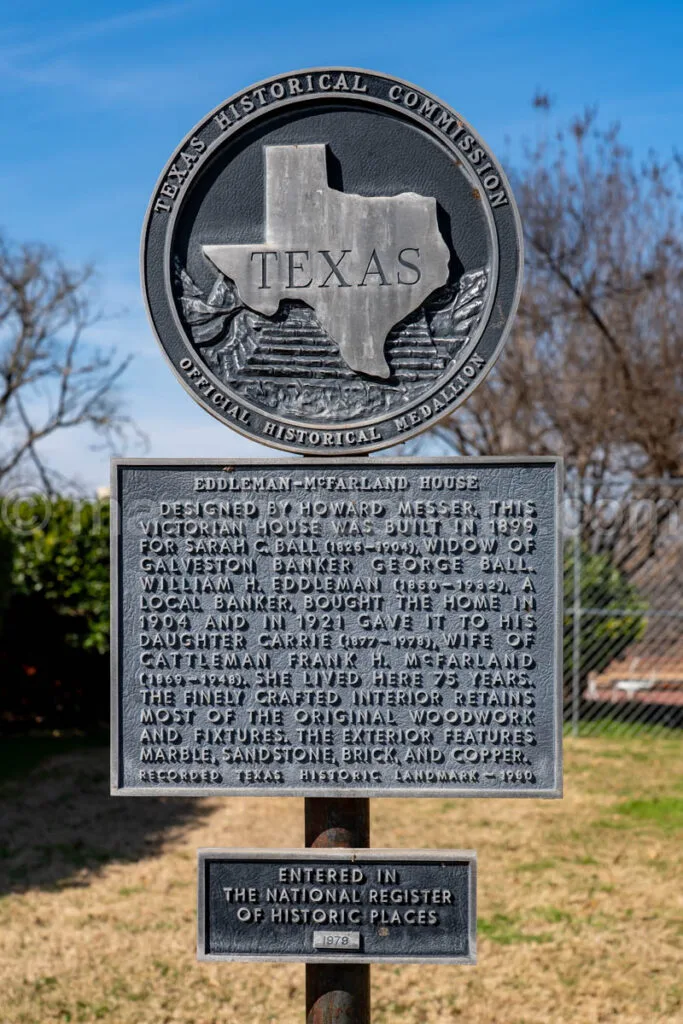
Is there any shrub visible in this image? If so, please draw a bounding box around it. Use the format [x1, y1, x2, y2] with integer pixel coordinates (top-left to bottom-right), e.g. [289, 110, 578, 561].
[0, 497, 110, 732]
[0, 520, 13, 623]
[563, 543, 647, 686]
[10, 497, 110, 654]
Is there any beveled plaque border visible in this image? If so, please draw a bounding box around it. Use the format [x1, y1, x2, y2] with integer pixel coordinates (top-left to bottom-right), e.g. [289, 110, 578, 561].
[111, 456, 563, 798]
[197, 848, 477, 965]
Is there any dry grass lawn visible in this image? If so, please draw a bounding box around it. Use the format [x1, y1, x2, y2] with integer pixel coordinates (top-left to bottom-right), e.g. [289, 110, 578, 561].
[0, 732, 681, 1024]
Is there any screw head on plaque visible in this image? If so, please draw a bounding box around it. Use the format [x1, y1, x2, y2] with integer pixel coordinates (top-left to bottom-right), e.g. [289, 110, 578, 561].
[141, 68, 523, 454]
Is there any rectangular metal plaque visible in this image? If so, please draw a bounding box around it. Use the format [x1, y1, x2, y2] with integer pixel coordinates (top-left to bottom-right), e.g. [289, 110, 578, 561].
[313, 931, 361, 950]
[197, 849, 477, 964]
[111, 457, 562, 797]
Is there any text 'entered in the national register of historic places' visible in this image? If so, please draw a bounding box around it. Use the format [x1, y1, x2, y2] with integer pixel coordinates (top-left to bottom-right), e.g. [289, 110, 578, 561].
[197, 849, 477, 964]
[111, 458, 562, 797]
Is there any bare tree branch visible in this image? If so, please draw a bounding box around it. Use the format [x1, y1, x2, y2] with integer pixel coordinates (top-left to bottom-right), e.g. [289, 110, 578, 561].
[0, 234, 142, 492]
[435, 103, 683, 553]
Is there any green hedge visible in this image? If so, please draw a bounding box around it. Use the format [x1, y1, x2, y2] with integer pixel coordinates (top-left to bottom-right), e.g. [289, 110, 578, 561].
[9, 498, 110, 654]
[0, 521, 13, 622]
[0, 498, 110, 732]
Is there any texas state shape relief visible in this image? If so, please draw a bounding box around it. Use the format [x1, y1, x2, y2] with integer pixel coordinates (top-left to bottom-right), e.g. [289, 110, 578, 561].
[203, 145, 451, 379]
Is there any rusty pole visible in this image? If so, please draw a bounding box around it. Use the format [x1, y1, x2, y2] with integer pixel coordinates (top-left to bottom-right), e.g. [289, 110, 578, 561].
[305, 798, 370, 1024]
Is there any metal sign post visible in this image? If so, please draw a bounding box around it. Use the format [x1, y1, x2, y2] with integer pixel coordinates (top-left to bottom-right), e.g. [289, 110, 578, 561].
[304, 800, 370, 1024]
[120, 65, 561, 1024]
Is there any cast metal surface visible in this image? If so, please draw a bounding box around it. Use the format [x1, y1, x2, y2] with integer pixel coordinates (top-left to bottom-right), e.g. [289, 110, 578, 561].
[141, 67, 523, 454]
[110, 457, 563, 798]
[203, 144, 450, 380]
[196, 847, 477, 965]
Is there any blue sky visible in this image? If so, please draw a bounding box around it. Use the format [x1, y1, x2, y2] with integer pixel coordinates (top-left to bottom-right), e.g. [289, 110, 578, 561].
[1, 0, 682, 489]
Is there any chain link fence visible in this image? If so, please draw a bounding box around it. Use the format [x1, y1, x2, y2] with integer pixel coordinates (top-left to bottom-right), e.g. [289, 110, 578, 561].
[564, 479, 683, 734]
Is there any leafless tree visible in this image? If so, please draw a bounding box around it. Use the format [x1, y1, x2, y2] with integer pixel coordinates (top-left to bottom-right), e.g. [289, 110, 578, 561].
[436, 101, 683, 563]
[0, 234, 139, 494]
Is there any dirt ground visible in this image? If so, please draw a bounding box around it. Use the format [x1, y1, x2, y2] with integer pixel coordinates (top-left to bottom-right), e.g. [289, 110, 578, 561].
[0, 733, 681, 1024]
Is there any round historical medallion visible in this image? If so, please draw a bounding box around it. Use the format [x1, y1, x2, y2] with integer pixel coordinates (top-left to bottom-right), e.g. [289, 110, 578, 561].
[141, 68, 523, 455]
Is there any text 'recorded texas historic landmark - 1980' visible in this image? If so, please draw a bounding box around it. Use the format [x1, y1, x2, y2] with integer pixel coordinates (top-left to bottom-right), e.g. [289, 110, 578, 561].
[111, 458, 562, 798]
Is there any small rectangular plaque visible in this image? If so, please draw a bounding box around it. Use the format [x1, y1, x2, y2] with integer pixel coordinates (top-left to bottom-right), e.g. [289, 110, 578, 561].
[313, 931, 361, 950]
[111, 457, 562, 797]
[198, 849, 476, 964]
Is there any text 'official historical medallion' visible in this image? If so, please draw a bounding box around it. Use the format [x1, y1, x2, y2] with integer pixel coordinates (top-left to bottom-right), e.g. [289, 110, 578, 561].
[141, 69, 523, 454]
